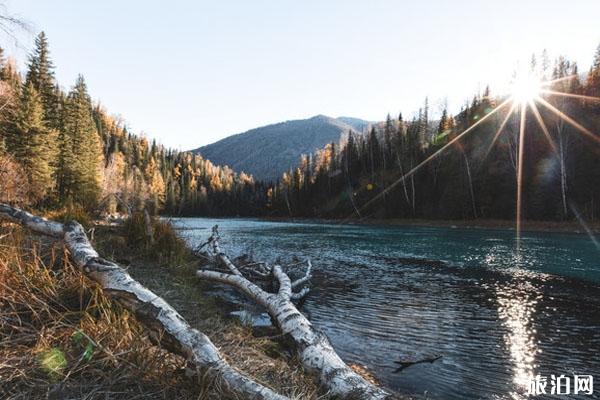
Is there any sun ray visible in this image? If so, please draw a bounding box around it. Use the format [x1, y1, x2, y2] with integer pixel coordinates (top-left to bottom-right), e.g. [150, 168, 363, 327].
[482, 102, 518, 162]
[343, 97, 513, 221]
[528, 99, 558, 154]
[539, 74, 576, 87]
[535, 96, 600, 145]
[516, 103, 527, 252]
[569, 202, 600, 251]
[540, 89, 600, 103]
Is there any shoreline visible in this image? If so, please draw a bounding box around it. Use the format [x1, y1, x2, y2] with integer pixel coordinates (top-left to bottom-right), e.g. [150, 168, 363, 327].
[258, 216, 600, 234]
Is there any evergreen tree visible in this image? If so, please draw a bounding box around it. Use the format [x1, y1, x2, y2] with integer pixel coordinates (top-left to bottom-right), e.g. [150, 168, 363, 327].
[587, 43, 600, 98]
[25, 32, 60, 128]
[10, 83, 57, 201]
[438, 108, 449, 135]
[58, 75, 102, 207]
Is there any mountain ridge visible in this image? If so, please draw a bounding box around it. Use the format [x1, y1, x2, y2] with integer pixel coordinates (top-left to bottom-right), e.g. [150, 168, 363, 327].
[192, 115, 371, 182]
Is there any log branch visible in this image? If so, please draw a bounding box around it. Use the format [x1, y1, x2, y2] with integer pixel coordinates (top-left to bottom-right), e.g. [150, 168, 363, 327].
[197, 226, 394, 400]
[208, 225, 242, 276]
[0, 204, 287, 400]
[290, 287, 310, 301]
[393, 355, 442, 373]
[291, 260, 312, 289]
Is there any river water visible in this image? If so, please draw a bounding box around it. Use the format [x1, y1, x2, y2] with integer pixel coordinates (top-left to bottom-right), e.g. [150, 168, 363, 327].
[173, 218, 600, 399]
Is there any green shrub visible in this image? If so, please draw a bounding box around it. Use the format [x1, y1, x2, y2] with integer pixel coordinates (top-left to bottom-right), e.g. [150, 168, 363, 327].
[151, 219, 189, 266]
[122, 212, 151, 248]
[122, 212, 189, 266]
[50, 201, 92, 228]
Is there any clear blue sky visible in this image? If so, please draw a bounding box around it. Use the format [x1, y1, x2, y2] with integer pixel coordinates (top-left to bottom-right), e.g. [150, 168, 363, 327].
[3, 0, 600, 149]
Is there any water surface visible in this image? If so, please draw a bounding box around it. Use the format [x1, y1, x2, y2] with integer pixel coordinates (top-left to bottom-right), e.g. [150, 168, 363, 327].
[174, 218, 600, 399]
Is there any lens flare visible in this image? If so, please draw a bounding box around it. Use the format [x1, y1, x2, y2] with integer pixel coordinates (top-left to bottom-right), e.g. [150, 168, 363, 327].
[511, 73, 542, 105]
[346, 68, 600, 252]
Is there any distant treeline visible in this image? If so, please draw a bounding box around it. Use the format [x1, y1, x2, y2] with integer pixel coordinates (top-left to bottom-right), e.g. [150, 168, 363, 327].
[267, 48, 600, 221]
[1, 32, 599, 222]
[0, 32, 266, 216]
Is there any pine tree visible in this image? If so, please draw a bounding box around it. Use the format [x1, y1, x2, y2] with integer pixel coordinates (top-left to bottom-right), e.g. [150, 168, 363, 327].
[438, 108, 448, 135]
[58, 75, 102, 207]
[25, 32, 60, 128]
[10, 83, 57, 201]
[587, 43, 600, 97]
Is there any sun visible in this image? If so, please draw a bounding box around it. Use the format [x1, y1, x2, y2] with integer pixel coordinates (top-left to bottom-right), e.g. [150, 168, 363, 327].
[350, 65, 600, 252]
[511, 73, 542, 105]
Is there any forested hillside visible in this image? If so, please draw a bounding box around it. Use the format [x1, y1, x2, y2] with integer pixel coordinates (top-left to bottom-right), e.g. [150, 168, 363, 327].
[2, 32, 599, 223]
[194, 115, 369, 182]
[0, 32, 266, 216]
[266, 49, 600, 222]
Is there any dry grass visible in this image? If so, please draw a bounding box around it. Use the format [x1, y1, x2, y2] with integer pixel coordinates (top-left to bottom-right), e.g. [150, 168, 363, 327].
[0, 225, 212, 399]
[0, 220, 321, 399]
[95, 223, 320, 400]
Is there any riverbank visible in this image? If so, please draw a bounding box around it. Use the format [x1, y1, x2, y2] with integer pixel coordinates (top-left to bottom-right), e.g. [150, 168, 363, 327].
[260, 216, 600, 234]
[175, 216, 600, 399]
[0, 218, 318, 399]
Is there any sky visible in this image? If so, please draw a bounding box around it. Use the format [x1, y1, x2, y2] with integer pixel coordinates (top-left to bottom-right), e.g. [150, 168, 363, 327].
[2, 0, 600, 150]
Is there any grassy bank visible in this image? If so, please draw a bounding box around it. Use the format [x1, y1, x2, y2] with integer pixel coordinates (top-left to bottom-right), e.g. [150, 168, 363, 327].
[0, 215, 318, 399]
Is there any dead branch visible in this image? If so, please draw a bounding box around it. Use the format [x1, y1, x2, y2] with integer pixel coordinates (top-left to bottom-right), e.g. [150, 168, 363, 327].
[393, 355, 442, 373]
[0, 204, 287, 400]
[197, 226, 395, 400]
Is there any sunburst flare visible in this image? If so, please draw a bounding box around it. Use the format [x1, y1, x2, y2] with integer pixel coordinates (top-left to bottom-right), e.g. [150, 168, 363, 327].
[349, 70, 600, 252]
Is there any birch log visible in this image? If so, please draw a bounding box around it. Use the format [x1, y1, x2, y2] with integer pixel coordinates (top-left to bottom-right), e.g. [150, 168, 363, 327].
[0, 204, 287, 400]
[197, 226, 395, 400]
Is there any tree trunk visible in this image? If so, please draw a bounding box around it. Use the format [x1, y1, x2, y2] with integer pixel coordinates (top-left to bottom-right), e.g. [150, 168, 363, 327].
[197, 227, 396, 400]
[396, 155, 411, 208]
[410, 160, 416, 215]
[556, 119, 568, 218]
[462, 151, 477, 219]
[0, 204, 287, 400]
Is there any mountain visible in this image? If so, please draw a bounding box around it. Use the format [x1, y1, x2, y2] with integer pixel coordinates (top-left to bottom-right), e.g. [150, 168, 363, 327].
[336, 116, 372, 132]
[193, 115, 370, 182]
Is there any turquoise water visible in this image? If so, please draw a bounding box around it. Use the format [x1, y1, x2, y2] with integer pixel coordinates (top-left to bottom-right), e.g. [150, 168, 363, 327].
[174, 218, 600, 399]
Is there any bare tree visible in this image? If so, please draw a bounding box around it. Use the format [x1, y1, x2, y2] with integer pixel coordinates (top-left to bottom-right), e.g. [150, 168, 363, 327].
[0, 154, 30, 204]
[0, 3, 31, 44]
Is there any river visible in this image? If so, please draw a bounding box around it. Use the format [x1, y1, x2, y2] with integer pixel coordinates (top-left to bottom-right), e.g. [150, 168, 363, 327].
[173, 218, 600, 399]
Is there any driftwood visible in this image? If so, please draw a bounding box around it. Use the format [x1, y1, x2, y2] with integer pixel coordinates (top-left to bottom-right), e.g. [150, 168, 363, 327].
[0, 204, 287, 400]
[394, 355, 442, 373]
[197, 226, 394, 400]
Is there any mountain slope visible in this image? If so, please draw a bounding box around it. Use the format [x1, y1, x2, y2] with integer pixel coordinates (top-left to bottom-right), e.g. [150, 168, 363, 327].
[193, 115, 368, 182]
[336, 116, 372, 132]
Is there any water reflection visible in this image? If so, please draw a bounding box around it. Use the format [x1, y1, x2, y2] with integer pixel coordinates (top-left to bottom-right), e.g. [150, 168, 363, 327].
[175, 218, 600, 399]
[495, 269, 542, 399]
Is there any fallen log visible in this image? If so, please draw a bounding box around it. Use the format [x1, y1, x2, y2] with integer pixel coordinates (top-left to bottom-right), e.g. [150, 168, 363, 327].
[0, 204, 287, 400]
[197, 226, 395, 400]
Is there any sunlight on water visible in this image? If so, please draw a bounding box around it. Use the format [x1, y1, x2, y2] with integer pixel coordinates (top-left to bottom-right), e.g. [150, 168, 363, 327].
[175, 218, 600, 399]
[496, 280, 540, 399]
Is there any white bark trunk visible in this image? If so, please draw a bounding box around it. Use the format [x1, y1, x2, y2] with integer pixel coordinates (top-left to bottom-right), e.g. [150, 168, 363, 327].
[198, 229, 395, 400]
[0, 204, 287, 400]
[396, 155, 411, 209]
[462, 151, 477, 219]
[556, 120, 568, 218]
